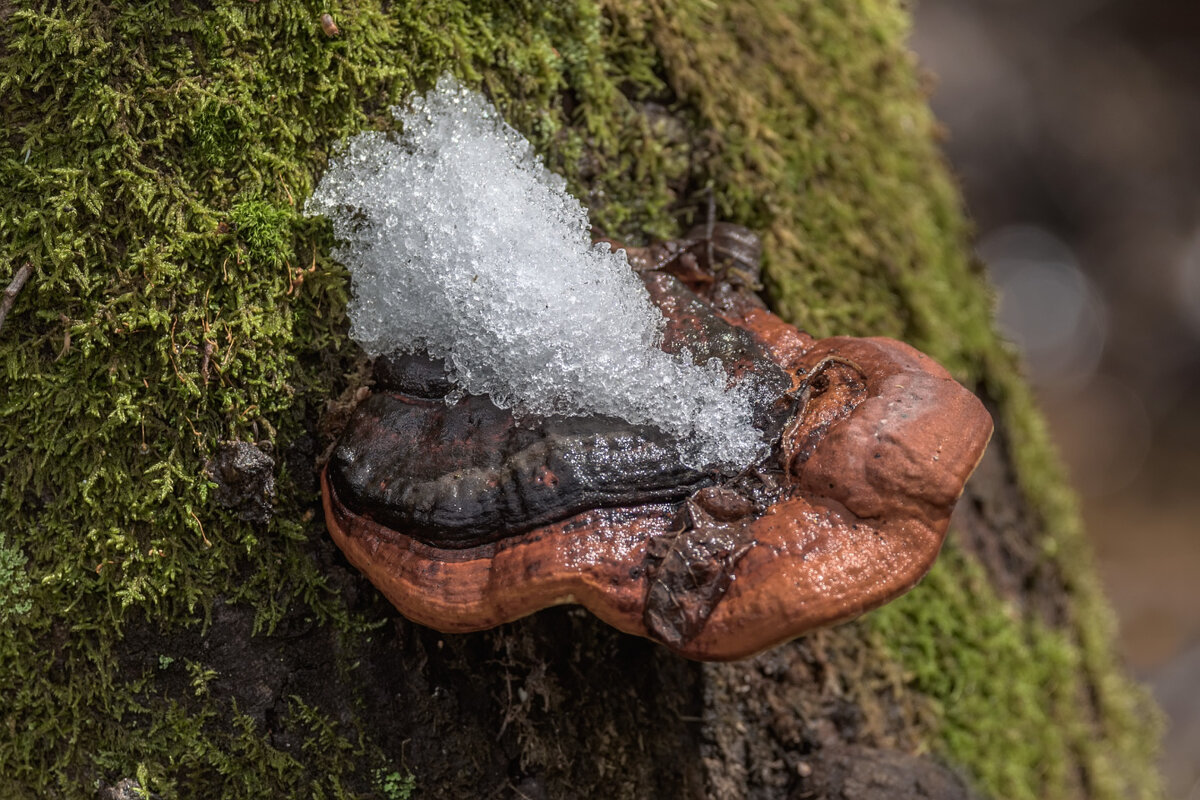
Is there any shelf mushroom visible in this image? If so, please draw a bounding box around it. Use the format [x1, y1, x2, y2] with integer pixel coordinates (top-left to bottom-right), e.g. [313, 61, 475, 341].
[320, 225, 992, 661]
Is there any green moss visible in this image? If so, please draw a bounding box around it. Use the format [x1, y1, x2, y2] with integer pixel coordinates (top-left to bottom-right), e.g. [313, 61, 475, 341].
[0, 0, 1159, 797]
[229, 200, 298, 269]
[871, 545, 1107, 798]
[871, 523, 1162, 799]
[374, 769, 417, 800]
[0, 533, 34, 623]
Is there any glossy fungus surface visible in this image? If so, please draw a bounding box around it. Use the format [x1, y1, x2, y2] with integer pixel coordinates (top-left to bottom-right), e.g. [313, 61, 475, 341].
[322, 225, 993, 660]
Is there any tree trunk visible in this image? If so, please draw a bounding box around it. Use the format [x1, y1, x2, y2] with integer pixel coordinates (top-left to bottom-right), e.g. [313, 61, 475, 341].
[0, 1, 1161, 798]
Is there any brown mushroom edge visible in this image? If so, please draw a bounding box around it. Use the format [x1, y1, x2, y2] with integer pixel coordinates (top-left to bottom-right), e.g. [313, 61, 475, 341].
[321, 328, 992, 662]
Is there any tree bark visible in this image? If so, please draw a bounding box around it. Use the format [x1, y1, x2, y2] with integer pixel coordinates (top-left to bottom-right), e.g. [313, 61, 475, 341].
[0, 1, 1161, 799]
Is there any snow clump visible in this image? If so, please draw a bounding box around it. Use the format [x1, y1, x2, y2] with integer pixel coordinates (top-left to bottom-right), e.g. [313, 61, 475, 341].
[305, 75, 765, 469]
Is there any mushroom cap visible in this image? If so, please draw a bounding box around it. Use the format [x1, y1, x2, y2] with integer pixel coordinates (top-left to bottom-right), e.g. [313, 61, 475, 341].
[321, 236, 993, 661]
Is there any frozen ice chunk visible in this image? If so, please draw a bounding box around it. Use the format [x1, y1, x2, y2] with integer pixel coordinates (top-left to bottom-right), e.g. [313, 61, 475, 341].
[306, 75, 765, 468]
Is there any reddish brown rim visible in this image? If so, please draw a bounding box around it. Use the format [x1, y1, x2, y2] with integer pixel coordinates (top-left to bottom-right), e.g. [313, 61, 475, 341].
[322, 335, 993, 661]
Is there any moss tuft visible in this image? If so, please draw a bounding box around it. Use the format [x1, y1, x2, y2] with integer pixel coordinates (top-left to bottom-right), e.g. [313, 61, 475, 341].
[0, 533, 33, 624]
[230, 200, 298, 269]
[374, 769, 417, 800]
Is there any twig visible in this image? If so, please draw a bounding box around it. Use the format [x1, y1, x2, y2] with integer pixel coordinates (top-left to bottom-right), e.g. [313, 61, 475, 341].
[200, 339, 215, 384]
[704, 184, 715, 271]
[286, 243, 318, 295]
[55, 313, 72, 361]
[188, 508, 212, 547]
[277, 174, 295, 207]
[0, 262, 34, 335]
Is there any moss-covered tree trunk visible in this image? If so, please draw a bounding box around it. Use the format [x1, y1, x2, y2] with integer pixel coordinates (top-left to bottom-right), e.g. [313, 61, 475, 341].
[0, 1, 1162, 798]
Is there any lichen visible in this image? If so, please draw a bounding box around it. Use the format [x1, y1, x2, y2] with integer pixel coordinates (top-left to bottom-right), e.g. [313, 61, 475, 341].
[0, 0, 1160, 797]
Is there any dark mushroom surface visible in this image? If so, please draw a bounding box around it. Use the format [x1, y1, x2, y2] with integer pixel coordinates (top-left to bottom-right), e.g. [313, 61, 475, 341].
[328, 270, 793, 549]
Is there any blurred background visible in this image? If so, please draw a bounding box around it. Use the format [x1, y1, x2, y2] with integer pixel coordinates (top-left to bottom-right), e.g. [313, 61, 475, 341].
[910, 0, 1199, 796]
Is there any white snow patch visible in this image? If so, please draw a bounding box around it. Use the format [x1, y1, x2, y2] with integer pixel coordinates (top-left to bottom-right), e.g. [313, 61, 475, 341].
[305, 75, 765, 468]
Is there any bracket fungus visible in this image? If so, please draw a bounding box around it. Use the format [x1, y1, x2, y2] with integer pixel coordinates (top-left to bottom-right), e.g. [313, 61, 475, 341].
[312, 78, 992, 661]
[320, 224, 991, 660]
